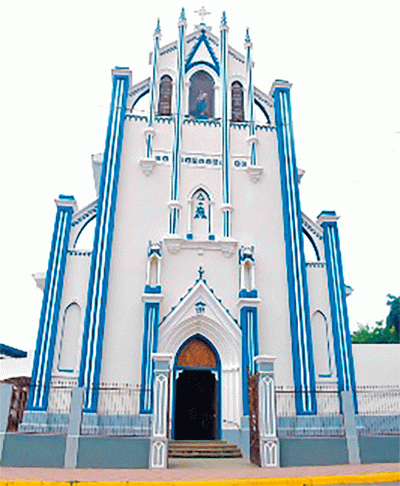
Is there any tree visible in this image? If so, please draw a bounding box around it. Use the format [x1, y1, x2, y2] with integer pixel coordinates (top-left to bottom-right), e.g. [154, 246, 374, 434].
[386, 294, 400, 340]
[351, 294, 400, 344]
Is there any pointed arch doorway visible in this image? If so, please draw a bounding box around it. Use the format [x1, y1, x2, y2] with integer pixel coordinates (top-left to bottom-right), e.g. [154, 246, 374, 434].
[173, 335, 221, 440]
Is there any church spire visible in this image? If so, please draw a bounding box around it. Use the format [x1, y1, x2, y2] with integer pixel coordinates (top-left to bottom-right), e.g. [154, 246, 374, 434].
[146, 18, 162, 159]
[245, 28, 257, 166]
[169, 8, 187, 235]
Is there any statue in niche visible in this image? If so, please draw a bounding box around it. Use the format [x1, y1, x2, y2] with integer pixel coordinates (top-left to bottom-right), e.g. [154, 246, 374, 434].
[195, 92, 209, 119]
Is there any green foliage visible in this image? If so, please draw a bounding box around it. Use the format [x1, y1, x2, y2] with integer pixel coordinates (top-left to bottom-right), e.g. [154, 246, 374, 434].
[351, 295, 400, 344]
[351, 320, 399, 344]
[386, 294, 400, 340]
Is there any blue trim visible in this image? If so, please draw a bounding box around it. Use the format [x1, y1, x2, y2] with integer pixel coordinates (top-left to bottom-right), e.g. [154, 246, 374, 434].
[274, 87, 317, 415]
[72, 214, 96, 248]
[185, 31, 220, 75]
[172, 334, 222, 440]
[220, 20, 230, 237]
[240, 306, 259, 416]
[322, 221, 358, 411]
[140, 302, 160, 413]
[131, 89, 149, 111]
[78, 73, 130, 412]
[186, 233, 193, 240]
[169, 16, 186, 234]
[254, 99, 271, 124]
[28, 204, 74, 410]
[208, 234, 215, 241]
[0, 344, 27, 358]
[238, 289, 258, 298]
[144, 285, 162, 294]
[303, 227, 321, 261]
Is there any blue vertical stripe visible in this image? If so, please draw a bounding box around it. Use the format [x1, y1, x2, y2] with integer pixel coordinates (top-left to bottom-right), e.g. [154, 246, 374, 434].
[140, 303, 160, 413]
[78, 73, 130, 412]
[147, 21, 161, 158]
[220, 14, 230, 237]
[241, 307, 259, 416]
[246, 30, 256, 166]
[322, 220, 357, 409]
[274, 86, 316, 415]
[28, 202, 74, 410]
[169, 12, 186, 234]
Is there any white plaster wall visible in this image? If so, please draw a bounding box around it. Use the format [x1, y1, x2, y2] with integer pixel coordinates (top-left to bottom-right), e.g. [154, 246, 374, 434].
[306, 265, 337, 384]
[52, 253, 91, 379]
[352, 344, 400, 386]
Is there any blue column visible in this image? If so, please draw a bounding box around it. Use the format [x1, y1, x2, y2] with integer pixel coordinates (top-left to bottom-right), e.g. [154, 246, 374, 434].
[78, 68, 131, 412]
[272, 81, 317, 415]
[169, 9, 186, 235]
[245, 29, 257, 167]
[28, 195, 76, 411]
[240, 305, 259, 416]
[220, 12, 231, 237]
[140, 298, 161, 414]
[146, 19, 161, 159]
[318, 211, 357, 408]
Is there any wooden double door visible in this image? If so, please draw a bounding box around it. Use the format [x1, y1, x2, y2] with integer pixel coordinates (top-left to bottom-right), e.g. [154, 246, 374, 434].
[174, 337, 219, 440]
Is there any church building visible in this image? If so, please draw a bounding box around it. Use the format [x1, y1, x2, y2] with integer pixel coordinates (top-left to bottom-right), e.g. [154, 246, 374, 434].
[23, 9, 357, 444]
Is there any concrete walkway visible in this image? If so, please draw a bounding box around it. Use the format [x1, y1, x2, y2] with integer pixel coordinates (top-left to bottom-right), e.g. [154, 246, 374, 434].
[0, 461, 399, 483]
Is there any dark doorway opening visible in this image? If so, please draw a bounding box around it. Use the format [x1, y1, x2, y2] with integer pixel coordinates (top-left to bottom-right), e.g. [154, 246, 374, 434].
[174, 369, 216, 440]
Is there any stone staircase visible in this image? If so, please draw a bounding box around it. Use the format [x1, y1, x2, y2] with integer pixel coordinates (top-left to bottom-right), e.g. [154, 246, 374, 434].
[168, 440, 242, 458]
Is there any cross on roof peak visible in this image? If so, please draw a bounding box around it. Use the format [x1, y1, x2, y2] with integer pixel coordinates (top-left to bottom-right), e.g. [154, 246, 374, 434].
[195, 6, 211, 24]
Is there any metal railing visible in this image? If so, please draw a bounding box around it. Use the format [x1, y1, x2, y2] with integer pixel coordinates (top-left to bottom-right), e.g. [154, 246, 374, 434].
[356, 386, 400, 435]
[275, 386, 344, 437]
[80, 385, 151, 437]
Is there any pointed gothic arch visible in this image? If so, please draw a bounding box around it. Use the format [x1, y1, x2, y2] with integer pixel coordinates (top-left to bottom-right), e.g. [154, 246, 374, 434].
[187, 187, 214, 240]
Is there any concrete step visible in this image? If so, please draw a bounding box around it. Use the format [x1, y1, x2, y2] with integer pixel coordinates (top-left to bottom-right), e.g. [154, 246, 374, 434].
[168, 440, 243, 458]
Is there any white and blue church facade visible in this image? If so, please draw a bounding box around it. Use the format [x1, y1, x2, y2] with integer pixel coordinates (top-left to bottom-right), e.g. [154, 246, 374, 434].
[23, 10, 357, 443]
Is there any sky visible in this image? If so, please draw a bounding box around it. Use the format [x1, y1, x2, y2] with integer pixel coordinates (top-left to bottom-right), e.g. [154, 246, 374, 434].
[1, 0, 399, 351]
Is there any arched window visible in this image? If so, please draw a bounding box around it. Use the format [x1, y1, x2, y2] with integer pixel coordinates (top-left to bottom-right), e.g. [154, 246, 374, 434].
[158, 75, 173, 115]
[58, 303, 81, 373]
[231, 81, 244, 122]
[189, 71, 215, 119]
[187, 188, 213, 240]
[311, 311, 333, 378]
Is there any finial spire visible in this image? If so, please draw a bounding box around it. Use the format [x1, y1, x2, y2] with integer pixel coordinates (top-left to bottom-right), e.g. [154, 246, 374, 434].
[221, 11, 227, 26]
[179, 7, 186, 22]
[245, 27, 252, 49]
[154, 18, 161, 38]
[198, 266, 205, 280]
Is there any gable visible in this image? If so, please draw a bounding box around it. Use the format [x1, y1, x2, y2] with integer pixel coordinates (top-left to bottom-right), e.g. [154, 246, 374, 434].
[185, 31, 220, 75]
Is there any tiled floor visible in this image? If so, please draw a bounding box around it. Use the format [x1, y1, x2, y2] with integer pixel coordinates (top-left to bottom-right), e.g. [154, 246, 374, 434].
[0, 461, 399, 481]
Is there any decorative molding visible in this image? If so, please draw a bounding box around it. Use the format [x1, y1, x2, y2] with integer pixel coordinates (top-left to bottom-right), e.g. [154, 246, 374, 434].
[163, 235, 238, 257]
[140, 157, 157, 176]
[246, 165, 263, 182]
[302, 212, 324, 240]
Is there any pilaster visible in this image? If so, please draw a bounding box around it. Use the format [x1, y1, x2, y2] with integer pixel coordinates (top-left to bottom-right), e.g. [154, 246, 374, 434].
[238, 297, 260, 416]
[272, 81, 317, 415]
[150, 353, 173, 469]
[169, 9, 186, 235]
[78, 68, 131, 412]
[28, 195, 76, 411]
[255, 356, 279, 467]
[220, 12, 232, 237]
[317, 210, 357, 405]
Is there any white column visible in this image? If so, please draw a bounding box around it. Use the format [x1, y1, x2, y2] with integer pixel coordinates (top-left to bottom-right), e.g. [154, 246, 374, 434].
[254, 356, 280, 467]
[150, 353, 173, 469]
